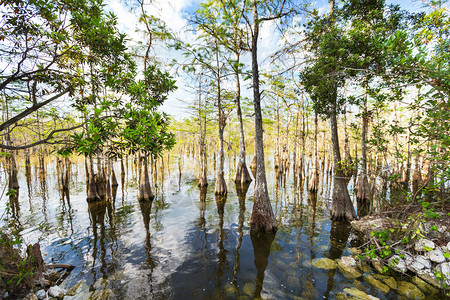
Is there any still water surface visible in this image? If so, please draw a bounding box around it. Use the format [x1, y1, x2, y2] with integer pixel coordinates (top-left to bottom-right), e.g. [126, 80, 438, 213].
[0, 154, 436, 299]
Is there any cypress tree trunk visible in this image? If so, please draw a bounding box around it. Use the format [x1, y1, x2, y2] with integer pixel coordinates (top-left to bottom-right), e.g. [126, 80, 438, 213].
[214, 40, 227, 195]
[249, 0, 276, 233]
[198, 76, 208, 188]
[138, 156, 154, 201]
[309, 113, 319, 193]
[330, 103, 356, 222]
[356, 86, 371, 217]
[233, 52, 252, 185]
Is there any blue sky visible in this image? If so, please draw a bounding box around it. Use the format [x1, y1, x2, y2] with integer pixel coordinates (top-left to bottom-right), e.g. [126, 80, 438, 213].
[105, 0, 448, 120]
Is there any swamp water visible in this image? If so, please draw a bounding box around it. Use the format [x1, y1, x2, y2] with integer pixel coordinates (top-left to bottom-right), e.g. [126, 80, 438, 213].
[0, 154, 440, 299]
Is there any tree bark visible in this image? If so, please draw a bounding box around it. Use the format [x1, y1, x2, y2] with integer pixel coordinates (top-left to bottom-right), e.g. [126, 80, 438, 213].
[198, 76, 208, 188]
[138, 156, 154, 201]
[214, 41, 227, 195]
[233, 51, 252, 185]
[249, 0, 277, 233]
[330, 102, 356, 222]
[356, 83, 371, 217]
[309, 113, 319, 193]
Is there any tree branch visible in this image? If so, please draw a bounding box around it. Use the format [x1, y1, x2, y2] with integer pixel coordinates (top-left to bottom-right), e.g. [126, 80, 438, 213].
[0, 88, 71, 132]
[0, 124, 83, 150]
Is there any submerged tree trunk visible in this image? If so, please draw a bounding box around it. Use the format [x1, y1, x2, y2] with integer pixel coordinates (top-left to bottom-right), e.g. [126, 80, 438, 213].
[87, 173, 101, 202]
[330, 103, 356, 222]
[138, 156, 154, 201]
[249, 0, 277, 233]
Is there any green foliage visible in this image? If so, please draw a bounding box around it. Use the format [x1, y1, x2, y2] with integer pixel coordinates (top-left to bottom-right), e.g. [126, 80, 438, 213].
[6, 189, 17, 197]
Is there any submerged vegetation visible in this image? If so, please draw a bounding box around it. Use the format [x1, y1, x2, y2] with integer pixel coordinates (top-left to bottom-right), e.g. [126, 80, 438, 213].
[0, 0, 449, 298]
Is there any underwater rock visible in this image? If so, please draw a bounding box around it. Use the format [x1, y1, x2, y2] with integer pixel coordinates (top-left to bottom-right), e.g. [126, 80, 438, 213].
[383, 276, 397, 290]
[242, 283, 254, 296]
[396, 281, 425, 300]
[336, 287, 380, 300]
[412, 275, 440, 295]
[417, 269, 441, 288]
[414, 239, 435, 252]
[371, 260, 385, 274]
[65, 280, 87, 296]
[90, 289, 115, 300]
[356, 260, 371, 273]
[93, 278, 110, 290]
[364, 274, 390, 294]
[224, 283, 236, 297]
[337, 256, 362, 279]
[311, 258, 337, 270]
[371, 273, 397, 290]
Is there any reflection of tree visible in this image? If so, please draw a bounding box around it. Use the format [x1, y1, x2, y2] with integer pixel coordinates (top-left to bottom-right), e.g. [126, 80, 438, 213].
[250, 231, 275, 298]
[61, 188, 74, 237]
[309, 192, 317, 231]
[196, 185, 208, 235]
[9, 190, 20, 220]
[215, 194, 228, 293]
[232, 182, 250, 296]
[275, 172, 281, 220]
[25, 157, 32, 209]
[111, 185, 118, 203]
[139, 199, 155, 295]
[303, 192, 318, 299]
[39, 163, 49, 224]
[88, 202, 107, 283]
[323, 221, 350, 299]
[121, 163, 126, 204]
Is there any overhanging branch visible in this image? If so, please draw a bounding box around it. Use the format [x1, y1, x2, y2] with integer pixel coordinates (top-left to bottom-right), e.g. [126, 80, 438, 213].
[0, 124, 82, 150]
[0, 88, 71, 132]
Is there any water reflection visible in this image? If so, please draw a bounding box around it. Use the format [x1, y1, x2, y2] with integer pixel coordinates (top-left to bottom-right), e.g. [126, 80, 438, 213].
[250, 230, 275, 298]
[138, 198, 155, 292]
[232, 182, 249, 296]
[0, 154, 440, 300]
[324, 221, 351, 299]
[88, 201, 108, 282]
[215, 194, 228, 296]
